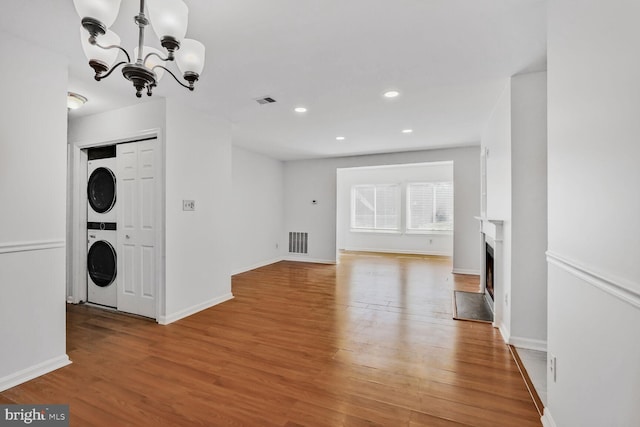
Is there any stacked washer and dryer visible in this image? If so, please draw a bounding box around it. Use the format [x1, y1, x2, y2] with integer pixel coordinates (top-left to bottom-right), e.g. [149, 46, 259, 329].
[86, 146, 118, 308]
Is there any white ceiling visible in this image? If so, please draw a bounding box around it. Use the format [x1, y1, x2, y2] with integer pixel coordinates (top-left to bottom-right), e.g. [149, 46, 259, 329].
[0, 0, 546, 160]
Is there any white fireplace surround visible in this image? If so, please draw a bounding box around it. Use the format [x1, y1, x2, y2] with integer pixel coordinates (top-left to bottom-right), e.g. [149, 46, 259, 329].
[475, 217, 504, 333]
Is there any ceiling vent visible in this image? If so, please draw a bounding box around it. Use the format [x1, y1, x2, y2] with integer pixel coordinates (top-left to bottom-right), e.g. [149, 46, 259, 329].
[255, 96, 277, 105]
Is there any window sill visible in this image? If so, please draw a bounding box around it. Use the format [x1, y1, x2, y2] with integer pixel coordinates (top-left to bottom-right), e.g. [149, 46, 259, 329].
[350, 229, 401, 234]
[405, 230, 453, 236]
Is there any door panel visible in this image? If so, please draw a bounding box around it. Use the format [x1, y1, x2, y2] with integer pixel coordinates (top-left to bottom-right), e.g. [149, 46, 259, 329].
[141, 178, 154, 229]
[122, 244, 135, 295]
[122, 180, 136, 228]
[117, 139, 158, 318]
[142, 246, 155, 297]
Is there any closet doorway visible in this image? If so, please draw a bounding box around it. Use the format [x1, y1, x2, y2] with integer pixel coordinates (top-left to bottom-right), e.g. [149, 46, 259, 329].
[67, 130, 165, 321]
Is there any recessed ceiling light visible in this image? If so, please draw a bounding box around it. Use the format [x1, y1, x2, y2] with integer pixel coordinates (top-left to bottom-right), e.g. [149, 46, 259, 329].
[383, 90, 400, 98]
[294, 107, 307, 113]
[336, 136, 345, 141]
[67, 92, 88, 110]
[402, 129, 413, 134]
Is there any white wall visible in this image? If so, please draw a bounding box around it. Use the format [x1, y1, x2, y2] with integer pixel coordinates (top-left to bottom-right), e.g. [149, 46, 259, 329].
[231, 146, 284, 274]
[545, 1, 640, 426]
[336, 162, 453, 256]
[510, 72, 547, 346]
[0, 32, 70, 391]
[67, 99, 166, 144]
[481, 72, 548, 350]
[164, 99, 233, 320]
[283, 147, 480, 272]
[68, 98, 233, 324]
[484, 82, 512, 222]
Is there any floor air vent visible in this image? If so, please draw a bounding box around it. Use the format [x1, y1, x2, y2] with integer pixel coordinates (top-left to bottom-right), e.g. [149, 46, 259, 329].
[289, 232, 308, 254]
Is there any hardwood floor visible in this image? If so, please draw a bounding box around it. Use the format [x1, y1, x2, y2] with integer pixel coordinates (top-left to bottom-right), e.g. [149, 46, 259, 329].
[1, 252, 541, 426]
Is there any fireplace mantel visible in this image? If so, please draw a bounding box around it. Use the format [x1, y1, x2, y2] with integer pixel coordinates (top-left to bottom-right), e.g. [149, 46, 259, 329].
[474, 217, 504, 243]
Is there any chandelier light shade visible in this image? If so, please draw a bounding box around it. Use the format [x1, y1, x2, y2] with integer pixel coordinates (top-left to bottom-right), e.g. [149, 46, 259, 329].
[176, 39, 206, 76]
[75, 0, 205, 98]
[73, 0, 122, 29]
[147, 0, 189, 43]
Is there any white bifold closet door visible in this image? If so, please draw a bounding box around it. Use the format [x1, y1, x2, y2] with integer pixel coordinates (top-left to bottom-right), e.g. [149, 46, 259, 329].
[116, 139, 158, 318]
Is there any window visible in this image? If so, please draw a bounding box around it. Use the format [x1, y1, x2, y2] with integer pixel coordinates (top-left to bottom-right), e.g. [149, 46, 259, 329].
[407, 182, 453, 231]
[351, 184, 400, 231]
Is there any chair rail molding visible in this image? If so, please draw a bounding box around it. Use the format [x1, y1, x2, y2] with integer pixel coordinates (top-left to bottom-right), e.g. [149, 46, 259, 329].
[0, 240, 65, 254]
[546, 251, 640, 309]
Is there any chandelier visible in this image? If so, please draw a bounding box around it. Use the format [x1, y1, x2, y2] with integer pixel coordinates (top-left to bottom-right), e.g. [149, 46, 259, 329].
[73, 0, 205, 98]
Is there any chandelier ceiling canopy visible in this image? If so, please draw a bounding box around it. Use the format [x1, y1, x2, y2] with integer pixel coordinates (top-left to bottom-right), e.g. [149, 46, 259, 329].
[74, 0, 205, 98]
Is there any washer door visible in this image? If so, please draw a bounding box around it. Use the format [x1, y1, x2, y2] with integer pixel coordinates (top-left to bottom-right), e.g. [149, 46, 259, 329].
[88, 240, 117, 287]
[87, 167, 116, 214]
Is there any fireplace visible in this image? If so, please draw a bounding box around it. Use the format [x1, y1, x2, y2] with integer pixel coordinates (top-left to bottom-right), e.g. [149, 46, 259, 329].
[476, 217, 502, 323]
[485, 243, 494, 301]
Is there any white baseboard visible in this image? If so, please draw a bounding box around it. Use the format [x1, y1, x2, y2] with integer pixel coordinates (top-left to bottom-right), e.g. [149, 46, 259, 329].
[0, 355, 71, 392]
[232, 257, 283, 275]
[509, 336, 547, 352]
[541, 408, 557, 427]
[452, 268, 481, 275]
[158, 293, 234, 325]
[282, 256, 336, 265]
[343, 247, 452, 257]
[498, 322, 510, 344]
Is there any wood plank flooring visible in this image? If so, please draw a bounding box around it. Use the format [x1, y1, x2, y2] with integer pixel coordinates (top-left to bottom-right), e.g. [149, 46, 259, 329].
[1, 252, 541, 426]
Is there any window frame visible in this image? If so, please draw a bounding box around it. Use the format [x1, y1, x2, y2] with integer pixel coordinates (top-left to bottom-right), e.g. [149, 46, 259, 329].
[405, 181, 454, 234]
[350, 184, 401, 233]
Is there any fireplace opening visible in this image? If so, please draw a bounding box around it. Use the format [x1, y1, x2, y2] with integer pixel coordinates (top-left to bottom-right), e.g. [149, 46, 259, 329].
[486, 243, 494, 301]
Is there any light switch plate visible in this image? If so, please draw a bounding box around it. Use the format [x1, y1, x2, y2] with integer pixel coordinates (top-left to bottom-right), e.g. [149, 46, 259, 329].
[183, 200, 195, 211]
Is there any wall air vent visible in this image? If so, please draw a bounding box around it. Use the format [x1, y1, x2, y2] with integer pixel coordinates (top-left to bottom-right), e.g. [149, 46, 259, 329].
[255, 96, 277, 105]
[288, 232, 308, 254]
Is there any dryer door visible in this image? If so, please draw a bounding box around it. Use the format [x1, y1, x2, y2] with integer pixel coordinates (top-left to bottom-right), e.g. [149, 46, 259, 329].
[87, 167, 116, 213]
[88, 240, 117, 287]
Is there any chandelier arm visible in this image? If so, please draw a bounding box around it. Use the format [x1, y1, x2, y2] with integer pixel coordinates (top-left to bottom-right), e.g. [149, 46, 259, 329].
[96, 61, 128, 81]
[153, 65, 192, 90]
[144, 51, 173, 65]
[94, 41, 131, 63]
